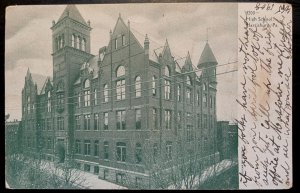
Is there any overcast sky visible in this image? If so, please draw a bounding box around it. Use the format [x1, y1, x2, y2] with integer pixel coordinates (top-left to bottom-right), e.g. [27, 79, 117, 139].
[5, 3, 238, 122]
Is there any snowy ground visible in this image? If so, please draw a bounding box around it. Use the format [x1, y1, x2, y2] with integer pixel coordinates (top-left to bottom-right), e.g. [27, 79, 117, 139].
[168, 159, 238, 189]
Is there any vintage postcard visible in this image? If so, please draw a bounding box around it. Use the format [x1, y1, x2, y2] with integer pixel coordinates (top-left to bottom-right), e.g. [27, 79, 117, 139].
[5, 3, 292, 189]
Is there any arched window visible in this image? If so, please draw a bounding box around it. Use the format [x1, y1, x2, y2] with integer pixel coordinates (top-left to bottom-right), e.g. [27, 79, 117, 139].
[165, 66, 170, 77]
[152, 76, 156, 96]
[116, 65, 125, 77]
[27, 96, 31, 113]
[135, 76, 141, 97]
[84, 79, 90, 88]
[177, 85, 181, 102]
[47, 91, 51, 112]
[135, 143, 142, 164]
[76, 36, 80, 49]
[82, 38, 86, 51]
[164, 80, 171, 100]
[103, 84, 108, 102]
[72, 34, 76, 47]
[94, 89, 98, 105]
[186, 76, 192, 85]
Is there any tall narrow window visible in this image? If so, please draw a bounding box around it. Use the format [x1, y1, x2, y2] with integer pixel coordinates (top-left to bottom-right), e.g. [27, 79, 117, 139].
[135, 143, 142, 164]
[203, 83, 207, 91]
[116, 110, 126, 130]
[203, 94, 208, 107]
[164, 80, 171, 100]
[210, 96, 213, 108]
[115, 38, 118, 49]
[177, 85, 181, 102]
[104, 141, 109, 159]
[57, 117, 64, 130]
[165, 66, 170, 77]
[104, 112, 108, 130]
[153, 143, 158, 164]
[135, 109, 141, 130]
[72, 34, 76, 47]
[165, 110, 171, 130]
[76, 36, 80, 49]
[61, 34, 64, 48]
[94, 140, 99, 157]
[75, 115, 80, 130]
[94, 89, 98, 105]
[153, 108, 157, 130]
[82, 38, 86, 51]
[75, 140, 81, 154]
[152, 76, 156, 96]
[186, 76, 192, 85]
[94, 113, 99, 130]
[77, 92, 81, 108]
[177, 111, 182, 130]
[186, 88, 191, 103]
[47, 92, 51, 112]
[84, 79, 90, 107]
[27, 96, 30, 113]
[122, 35, 125, 46]
[166, 141, 172, 160]
[197, 91, 200, 106]
[103, 84, 108, 102]
[84, 140, 91, 155]
[116, 142, 126, 162]
[84, 114, 91, 130]
[57, 93, 64, 110]
[116, 79, 125, 100]
[135, 76, 141, 97]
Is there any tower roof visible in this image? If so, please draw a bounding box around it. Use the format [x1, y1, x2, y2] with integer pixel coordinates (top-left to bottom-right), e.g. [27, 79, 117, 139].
[58, 5, 88, 26]
[197, 42, 217, 68]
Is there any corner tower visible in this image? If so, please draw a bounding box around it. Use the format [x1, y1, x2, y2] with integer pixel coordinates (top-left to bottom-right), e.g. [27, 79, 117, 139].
[50, 5, 93, 160]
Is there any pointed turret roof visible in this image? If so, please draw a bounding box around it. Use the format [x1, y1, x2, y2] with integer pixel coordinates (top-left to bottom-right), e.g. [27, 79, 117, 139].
[197, 42, 217, 68]
[58, 5, 88, 26]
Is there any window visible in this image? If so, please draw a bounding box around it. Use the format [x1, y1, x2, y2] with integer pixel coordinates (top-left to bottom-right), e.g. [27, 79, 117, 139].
[47, 92, 51, 112]
[186, 76, 192, 85]
[57, 93, 64, 109]
[116, 142, 126, 162]
[165, 66, 170, 77]
[94, 166, 99, 175]
[203, 83, 207, 91]
[203, 114, 208, 128]
[84, 79, 91, 107]
[135, 76, 141, 97]
[152, 76, 156, 96]
[84, 164, 91, 172]
[116, 173, 125, 184]
[75, 115, 80, 130]
[116, 65, 125, 77]
[177, 111, 182, 130]
[57, 117, 64, 130]
[75, 140, 81, 154]
[210, 96, 213, 108]
[197, 91, 200, 106]
[84, 114, 91, 130]
[114, 38, 118, 50]
[116, 110, 126, 130]
[165, 110, 171, 130]
[94, 114, 99, 130]
[47, 118, 51, 130]
[27, 96, 30, 113]
[152, 108, 158, 130]
[116, 79, 125, 100]
[177, 85, 181, 102]
[94, 89, 98, 105]
[72, 34, 75, 47]
[135, 177, 142, 188]
[186, 88, 191, 103]
[94, 140, 99, 157]
[135, 109, 141, 130]
[164, 80, 171, 100]
[153, 143, 158, 164]
[61, 34, 64, 48]
[122, 35, 126, 46]
[104, 112, 108, 130]
[84, 140, 91, 155]
[76, 36, 80, 49]
[187, 125, 194, 141]
[135, 143, 142, 164]
[77, 92, 81, 108]
[104, 141, 109, 159]
[203, 94, 208, 107]
[103, 84, 109, 102]
[166, 141, 172, 160]
[82, 38, 86, 51]
[47, 138, 52, 149]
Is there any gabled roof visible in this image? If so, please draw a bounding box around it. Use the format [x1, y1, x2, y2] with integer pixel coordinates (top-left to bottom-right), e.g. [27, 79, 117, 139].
[75, 56, 99, 85]
[197, 42, 217, 67]
[40, 77, 53, 95]
[31, 73, 48, 94]
[58, 5, 88, 26]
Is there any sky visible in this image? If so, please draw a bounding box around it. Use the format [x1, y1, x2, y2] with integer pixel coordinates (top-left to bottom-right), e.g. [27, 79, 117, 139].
[5, 3, 238, 122]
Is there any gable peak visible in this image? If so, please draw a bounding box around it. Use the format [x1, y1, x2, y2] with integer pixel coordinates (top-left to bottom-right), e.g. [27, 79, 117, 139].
[58, 5, 88, 26]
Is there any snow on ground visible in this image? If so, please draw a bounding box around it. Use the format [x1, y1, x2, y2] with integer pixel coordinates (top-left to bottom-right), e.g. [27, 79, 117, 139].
[168, 159, 237, 189]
